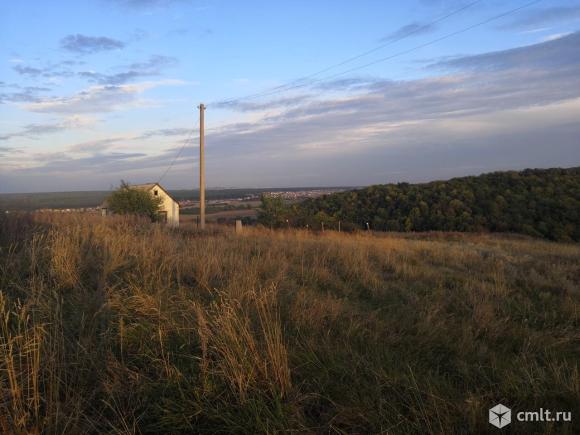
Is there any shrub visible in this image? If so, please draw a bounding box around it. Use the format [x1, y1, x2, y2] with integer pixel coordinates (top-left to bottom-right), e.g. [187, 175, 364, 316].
[106, 181, 162, 222]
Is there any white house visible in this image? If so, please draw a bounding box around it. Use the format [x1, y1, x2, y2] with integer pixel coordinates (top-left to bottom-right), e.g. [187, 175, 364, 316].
[100, 182, 180, 227]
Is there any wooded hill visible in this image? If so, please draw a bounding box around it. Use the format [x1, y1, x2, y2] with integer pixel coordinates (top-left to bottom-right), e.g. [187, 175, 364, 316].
[291, 167, 580, 241]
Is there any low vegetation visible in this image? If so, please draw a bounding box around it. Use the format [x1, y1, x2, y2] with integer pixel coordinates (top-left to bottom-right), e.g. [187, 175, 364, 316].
[283, 167, 580, 241]
[0, 213, 578, 433]
[105, 182, 162, 221]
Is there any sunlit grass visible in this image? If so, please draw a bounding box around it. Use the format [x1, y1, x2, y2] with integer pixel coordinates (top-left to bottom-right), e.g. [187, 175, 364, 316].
[0, 213, 578, 433]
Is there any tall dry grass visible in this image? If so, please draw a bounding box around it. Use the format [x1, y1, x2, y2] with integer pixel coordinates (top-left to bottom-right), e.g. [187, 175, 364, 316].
[0, 213, 578, 433]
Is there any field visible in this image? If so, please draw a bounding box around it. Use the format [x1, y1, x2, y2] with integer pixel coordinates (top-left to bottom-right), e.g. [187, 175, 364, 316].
[0, 214, 578, 433]
[181, 209, 257, 223]
[0, 188, 346, 211]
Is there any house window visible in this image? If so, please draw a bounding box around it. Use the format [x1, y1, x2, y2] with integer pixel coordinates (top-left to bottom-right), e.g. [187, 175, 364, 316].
[154, 190, 158, 196]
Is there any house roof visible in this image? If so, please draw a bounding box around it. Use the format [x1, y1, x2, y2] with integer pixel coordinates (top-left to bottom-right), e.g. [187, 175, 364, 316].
[131, 183, 158, 191]
[99, 182, 179, 208]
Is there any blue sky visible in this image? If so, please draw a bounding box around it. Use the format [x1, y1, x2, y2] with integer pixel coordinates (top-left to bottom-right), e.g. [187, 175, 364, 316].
[1, 0, 580, 192]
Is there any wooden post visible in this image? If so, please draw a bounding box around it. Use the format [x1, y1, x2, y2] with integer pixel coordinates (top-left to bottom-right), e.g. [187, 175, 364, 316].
[198, 103, 206, 230]
[235, 219, 243, 234]
[338, 220, 341, 232]
[321, 222, 325, 232]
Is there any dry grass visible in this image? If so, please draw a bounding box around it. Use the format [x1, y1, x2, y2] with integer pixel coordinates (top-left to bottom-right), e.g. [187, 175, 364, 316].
[0, 213, 578, 434]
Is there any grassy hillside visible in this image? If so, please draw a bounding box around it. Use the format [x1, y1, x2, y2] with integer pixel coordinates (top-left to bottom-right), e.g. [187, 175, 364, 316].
[0, 214, 578, 433]
[292, 167, 580, 241]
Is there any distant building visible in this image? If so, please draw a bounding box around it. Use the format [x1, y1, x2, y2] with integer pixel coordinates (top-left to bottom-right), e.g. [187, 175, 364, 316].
[100, 182, 180, 227]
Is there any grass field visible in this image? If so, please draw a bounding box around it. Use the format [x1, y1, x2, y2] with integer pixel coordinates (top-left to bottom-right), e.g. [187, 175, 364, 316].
[0, 214, 578, 433]
[181, 209, 258, 223]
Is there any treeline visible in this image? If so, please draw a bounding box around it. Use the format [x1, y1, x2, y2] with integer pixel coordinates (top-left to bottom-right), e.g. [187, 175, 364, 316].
[261, 168, 580, 241]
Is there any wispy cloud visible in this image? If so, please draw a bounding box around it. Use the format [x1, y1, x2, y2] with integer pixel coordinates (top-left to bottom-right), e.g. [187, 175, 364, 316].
[12, 55, 176, 86]
[127, 55, 177, 71]
[0, 85, 51, 104]
[139, 127, 191, 138]
[0, 146, 19, 157]
[60, 34, 125, 54]
[12, 65, 44, 76]
[214, 78, 388, 113]
[313, 77, 383, 91]
[431, 31, 580, 71]
[0, 116, 96, 141]
[499, 6, 580, 31]
[381, 22, 437, 42]
[190, 31, 580, 169]
[16, 151, 150, 175]
[23, 80, 183, 114]
[5, 31, 580, 190]
[68, 137, 128, 153]
[78, 55, 178, 85]
[11, 60, 82, 79]
[214, 95, 312, 112]
[11, 142, 196, 179]
[541, 32, 573, 42]
[25, 85, 138, 114]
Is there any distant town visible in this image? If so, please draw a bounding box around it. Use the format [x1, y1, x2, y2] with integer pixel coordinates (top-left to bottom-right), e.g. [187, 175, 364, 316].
[1, 187, 351, 214]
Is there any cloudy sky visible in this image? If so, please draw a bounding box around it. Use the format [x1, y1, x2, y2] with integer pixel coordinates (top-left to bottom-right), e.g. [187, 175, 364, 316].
[1, 0, 579, 193]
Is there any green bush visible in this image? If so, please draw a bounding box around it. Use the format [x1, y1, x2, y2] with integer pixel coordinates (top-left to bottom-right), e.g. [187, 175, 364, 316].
[257, 194, 289, 228]
[106, 181, 162, 221]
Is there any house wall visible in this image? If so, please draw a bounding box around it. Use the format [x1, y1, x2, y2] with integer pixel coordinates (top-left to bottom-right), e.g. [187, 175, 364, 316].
[151, 186, 179, 227]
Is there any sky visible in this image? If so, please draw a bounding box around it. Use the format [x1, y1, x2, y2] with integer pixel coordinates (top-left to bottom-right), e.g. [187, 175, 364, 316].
[1, 0, 580, 193]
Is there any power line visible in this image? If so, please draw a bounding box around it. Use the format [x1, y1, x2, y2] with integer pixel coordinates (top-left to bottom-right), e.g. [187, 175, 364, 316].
[157, 118, 199, 184]
[303, 0, 545, 87]
[212, 0, 543, 107]
[159, 0, 542, 181]
[215, 0, 484, 106]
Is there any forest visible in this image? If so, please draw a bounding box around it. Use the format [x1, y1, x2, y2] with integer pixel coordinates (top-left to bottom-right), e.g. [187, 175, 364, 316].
[265, 168, 580, 241]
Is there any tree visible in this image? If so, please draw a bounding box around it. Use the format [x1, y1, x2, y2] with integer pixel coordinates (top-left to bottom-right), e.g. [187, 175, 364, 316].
[106, 181, 162, 221]
[288, 167, 580, 241]
[257, 194, 288, 228]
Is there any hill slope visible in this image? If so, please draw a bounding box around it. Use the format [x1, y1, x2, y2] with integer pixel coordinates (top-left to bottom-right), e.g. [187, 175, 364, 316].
[0, 214, 578, 433]
[293, 167, 580, 241]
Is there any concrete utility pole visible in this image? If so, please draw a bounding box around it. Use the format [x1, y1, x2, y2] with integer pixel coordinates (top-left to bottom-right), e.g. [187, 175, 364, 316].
[198, 103, 206, 230]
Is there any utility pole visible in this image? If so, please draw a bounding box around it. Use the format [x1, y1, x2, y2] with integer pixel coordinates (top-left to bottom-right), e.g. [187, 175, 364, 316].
[198, 103, 206, 230]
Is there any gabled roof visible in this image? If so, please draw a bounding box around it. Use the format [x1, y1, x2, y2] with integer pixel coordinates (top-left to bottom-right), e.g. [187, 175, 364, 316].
[131, 183, 158, 191]
[99, 182, 179, 208]
[143, 183, 179, 205]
